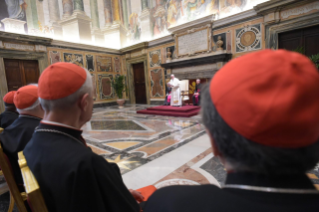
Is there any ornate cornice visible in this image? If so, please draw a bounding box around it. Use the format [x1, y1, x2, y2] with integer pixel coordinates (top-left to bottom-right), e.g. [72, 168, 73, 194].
[213, 9, 259, 29]
[120, 42, 149, 53]
[51, 40, 120, 54]
[148, 35, 174, 47]
[168, 14, 216, 35]
[254, 0, 317, 15]
[161, 53, 232, 69]
[0, 31, 52, 45]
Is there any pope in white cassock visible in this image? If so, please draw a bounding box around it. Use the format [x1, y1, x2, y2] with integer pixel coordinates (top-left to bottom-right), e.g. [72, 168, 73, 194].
[168, 74, 182, 107]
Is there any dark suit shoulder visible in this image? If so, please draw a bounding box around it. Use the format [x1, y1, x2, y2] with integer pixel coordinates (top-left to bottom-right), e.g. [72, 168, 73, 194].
[144, 185, 223, 212]
[144, 184, 319, 212]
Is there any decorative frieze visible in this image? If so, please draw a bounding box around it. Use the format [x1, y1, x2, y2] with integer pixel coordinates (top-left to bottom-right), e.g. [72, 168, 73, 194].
[3, 42, 35, 51]
[35, 45, 47, 52]
[281, 2, 319, 19]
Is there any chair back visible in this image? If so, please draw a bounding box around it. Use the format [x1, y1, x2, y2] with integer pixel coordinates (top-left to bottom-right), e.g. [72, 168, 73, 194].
[180, 80, 189, 101]
[0, 128, 3, 133]
[18, 151, 48, 212]
[0, 143, 28, 212]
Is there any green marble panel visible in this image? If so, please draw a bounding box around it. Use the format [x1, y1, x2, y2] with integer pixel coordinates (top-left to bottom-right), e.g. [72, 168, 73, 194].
[90, 0, 100, 28]
[74, 0, 84, 11]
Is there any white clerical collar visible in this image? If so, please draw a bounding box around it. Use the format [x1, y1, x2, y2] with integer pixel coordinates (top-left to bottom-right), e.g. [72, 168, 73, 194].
[41, 120, 80, 130]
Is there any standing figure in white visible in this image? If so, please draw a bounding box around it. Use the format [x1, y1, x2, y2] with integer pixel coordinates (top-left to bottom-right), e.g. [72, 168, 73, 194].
[168, 74, 182, 107]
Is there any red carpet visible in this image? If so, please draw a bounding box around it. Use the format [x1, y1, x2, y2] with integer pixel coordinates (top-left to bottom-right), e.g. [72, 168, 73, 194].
[137, 106, 201, 117]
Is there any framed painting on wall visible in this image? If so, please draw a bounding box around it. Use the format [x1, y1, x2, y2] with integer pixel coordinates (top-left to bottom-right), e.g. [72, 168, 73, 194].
[49, 51, 61, 64]
[98, 74, 114, 100]
[63, 53, 84, 67]
[96, 56, 112, 72]
[86, 54, 95, 72]
[150, 69, 164, 98]
[113, 56, 121, 72]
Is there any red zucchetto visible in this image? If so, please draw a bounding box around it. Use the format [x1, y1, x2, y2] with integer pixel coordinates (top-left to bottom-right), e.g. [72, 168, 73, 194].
[210, 49, 319, 148]
[14, 85, 38, 109]
[38, 62, 87, 100]
[3, 91, 16, 105]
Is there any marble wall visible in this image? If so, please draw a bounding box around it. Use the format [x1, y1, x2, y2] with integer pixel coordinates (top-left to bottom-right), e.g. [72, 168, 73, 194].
[47, 47, 125, 103]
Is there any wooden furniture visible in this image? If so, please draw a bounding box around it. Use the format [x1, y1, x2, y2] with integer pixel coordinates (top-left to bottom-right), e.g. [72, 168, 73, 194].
[180, 80, 189, 106]
[18, 152, 48, 212]
[0, 129, 14, 212]
[0, 143, 28, 212]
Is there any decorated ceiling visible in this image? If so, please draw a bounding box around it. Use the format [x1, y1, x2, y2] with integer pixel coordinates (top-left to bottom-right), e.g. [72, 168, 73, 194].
[0, 0, 269, 48]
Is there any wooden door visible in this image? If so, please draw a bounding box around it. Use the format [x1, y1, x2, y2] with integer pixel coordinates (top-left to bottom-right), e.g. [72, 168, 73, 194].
[132, 63, 147, 104]
[279, 25, 319, 56]
[4, 59, 39, 91]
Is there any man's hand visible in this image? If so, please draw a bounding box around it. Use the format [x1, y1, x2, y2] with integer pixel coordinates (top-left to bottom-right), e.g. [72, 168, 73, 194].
[129, 189, 145, 203]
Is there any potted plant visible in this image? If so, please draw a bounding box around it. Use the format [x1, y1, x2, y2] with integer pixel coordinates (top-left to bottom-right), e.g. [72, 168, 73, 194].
[111, 75, 127, 108]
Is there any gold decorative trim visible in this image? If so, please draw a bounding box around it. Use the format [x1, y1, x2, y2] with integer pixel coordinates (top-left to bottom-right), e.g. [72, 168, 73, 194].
[18, 152, 40, 193]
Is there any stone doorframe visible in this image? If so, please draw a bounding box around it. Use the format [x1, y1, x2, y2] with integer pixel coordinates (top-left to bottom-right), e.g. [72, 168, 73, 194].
[265, 12, 319, 49]
[126, 55, 150, 105]
[0, 50, 49, 112]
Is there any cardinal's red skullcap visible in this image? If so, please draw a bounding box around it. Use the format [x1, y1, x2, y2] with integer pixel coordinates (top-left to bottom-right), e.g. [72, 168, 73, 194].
[210, 49, 319, 148]
[3, 91, 16, 104]
[14, 85, 38, 109]
[39, 62, 87, 100]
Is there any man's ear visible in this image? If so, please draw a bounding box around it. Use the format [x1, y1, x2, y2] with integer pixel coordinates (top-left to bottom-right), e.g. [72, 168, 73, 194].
[206, 129, 221, 157]
[79, 93, 89, 111]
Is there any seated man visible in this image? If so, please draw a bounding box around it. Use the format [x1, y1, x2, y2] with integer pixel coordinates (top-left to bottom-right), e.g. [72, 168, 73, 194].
[143, 50, 319, 212]
[192, 79, 201, 106]
[0, 85, 43, 191]
[24, 63, 143, 212]
[0, 91, 19, 129]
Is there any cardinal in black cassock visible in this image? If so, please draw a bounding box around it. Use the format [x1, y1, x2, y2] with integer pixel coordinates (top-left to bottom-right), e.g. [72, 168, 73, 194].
[0, 91, 19, 129]
[24, 62, 141, 212]
[143, 50, 319, 212]
[0, 85, 42, 191]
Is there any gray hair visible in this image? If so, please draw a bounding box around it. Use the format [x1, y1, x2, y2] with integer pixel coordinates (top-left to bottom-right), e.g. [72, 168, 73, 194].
[17, 99, 40, 114]
[16, 84, 40, 113]
[40, 68, 93, 111]
[201, 83, 319, 175]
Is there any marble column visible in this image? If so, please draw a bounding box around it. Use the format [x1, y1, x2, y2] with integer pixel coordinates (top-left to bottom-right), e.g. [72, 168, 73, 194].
[74, 0, 85, 11]
[23, 0, 39, 31]
[90, 0, 104, 44]
[62, 0, 74, 18]
[104, 0, 113, 25]
[102, 0, 128, 48]
[59, 0, 92, 43]
[90, 0, 100, 29]
[140, 0, 152, 40]
[112, 0, 121, 23]
[48, 0, 63, 39]
[121, 0, 129, 28]
[141, 0, 148, 10]
[48, 0, 60, 23]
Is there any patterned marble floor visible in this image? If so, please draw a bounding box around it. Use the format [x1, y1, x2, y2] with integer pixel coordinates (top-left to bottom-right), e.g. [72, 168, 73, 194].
[84, 104, 319, 190]
[0, 104, 318, 211]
